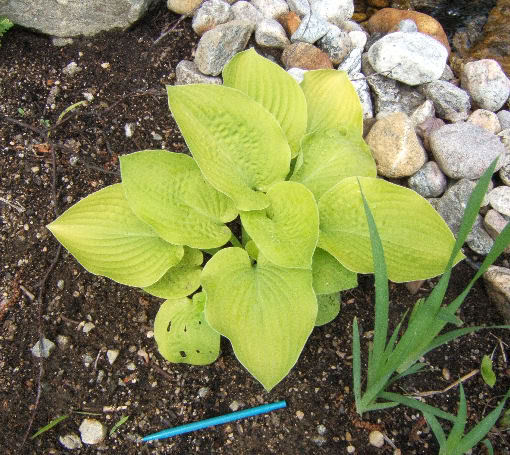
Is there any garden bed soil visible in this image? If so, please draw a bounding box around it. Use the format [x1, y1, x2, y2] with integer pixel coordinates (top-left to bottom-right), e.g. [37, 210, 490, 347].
[1, 5, 509, 454]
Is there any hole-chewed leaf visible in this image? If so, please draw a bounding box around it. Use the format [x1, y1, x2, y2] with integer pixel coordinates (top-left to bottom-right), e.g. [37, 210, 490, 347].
[301, 70, 363, 136]
[121, 150, 237, 249]
[143, 247, 203, 299]
[167, 84, 291, 211]
[47, 184, 183, 287]
[154, 292, 220, 366]
[315, 293, 341, 326]
[318, 176, 463, 282]
[223, 48, 307, 158]
[290, 129, 376, 200]
[240, 181, 319, 269]
[202, 248, 317, 391]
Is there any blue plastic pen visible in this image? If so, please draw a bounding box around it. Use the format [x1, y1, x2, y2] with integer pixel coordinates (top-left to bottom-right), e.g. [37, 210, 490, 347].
[142, 400, 287, 442]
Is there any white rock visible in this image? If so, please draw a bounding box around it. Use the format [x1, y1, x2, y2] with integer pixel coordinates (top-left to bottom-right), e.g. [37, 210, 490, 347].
[231, 1, 263, 25]
[192, 0, 232, 36]
[467, 109, 501, 134]
[287, 67, 308, 83]
[461, 59, 510, 112]
[348, 30, 367, 50]
[317, 24, 351, 65]
[107, 349, 120, 365]
[489, 186, 510, 216]
[82, 322, 95, 334]
[468, 215, 495, 255]
[338, 48, 361, 75]
[195, 20, 253, 76]
[288, 0, 311, 16]
[369, 430, 385, 448]
[365, 112, 426, 178]
[63, 61, 81, 76]
[255, 19, 289, 48]
[56, 335, 70, 349]
[497, 110, 510, 130]
[410, 100, 435, 126]
[79, 419, 107, 445]
[362, 53, 426, 116]
[429, 122, 506, 179]
[350, 74, 373, 119]
[175, 60, 222, 85]
[367, 31, 447, 86]
[167, 0, 201, 15]
[31, 338, 56, 358]
[407, 161, 447, 198]
[291, 13, 329, 44]
[59, 433, 83, 450]
[421, 80, 470, 122]
[311, 0, 354, 26]
[440, 65, 455, 81]
[250, 0, 288, 19]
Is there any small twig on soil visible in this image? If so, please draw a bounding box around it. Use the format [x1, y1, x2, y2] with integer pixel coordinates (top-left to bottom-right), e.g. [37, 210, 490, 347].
[20, 145, 63, 450]
[60, 314, 81, 325]
[489, 333, 508, 365]
[19, 285, 35, 301]
[407, 369, 479, 398]
[152, 13, 191, 46]
[150, 362, 174, 382]
[0, 196, 26, 213]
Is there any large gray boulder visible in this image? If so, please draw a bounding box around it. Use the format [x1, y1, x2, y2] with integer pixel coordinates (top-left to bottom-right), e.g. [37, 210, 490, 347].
[0, 0, 157, 37]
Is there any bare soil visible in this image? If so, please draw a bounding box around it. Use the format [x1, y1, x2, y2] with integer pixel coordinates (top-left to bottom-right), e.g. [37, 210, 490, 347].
[0, 4, 509, 454]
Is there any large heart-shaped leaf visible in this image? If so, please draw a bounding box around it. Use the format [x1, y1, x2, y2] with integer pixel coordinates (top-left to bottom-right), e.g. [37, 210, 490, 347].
[167, 84, 291, 211]
[312, 248, 357, 295]
[318, 177, 463, 282]
[290, 129, 376, 200]
[240, 181, 319, 269]
[223, 48, 307, 158]
[300, 70, 363, 136]
[120, 150, 237, 249]
[202, 248, 317, 391]
[154, 292, 220, 365]
[143, 247, 203, 299]
[47, 184, 183, 287]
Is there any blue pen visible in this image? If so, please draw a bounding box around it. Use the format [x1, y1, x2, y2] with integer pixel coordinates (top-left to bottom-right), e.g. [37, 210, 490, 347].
[142, 400, 287, 442]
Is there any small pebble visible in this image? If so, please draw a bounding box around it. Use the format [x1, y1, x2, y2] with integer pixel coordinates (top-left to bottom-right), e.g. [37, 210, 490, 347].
[317, 424, 327, 435]
[82, 322, 95, 334]
[369, 430, 385, 448]
[347, 445, 356, 453]
[59, 432, 83, 450]
[31, 338, 56, 358]
[229, 400, 242, 412]
[57, 279, 64, 290]
[295, 410, 304, 420]
[82, 353, 94, 367]
[126, 362, 136, 371]
[79, 418, 107, 445]
[198, 387, 210, 398]
[107, 349, 119, 365]
[56, 335, 70, 349]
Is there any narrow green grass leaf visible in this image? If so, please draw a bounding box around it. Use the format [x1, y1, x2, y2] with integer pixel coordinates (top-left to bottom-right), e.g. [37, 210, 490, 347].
[352, 317, 362, 414]
[423, 412, 446, 446]
[443, 384, 467, 451]
[31, 415, 69, 439]
[380, 392, 456, 422]
[109, 415, 129, 436]
[482, 439, 495, 455]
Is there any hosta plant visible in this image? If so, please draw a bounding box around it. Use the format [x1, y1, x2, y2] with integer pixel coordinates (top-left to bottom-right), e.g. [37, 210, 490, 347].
[48, 49, 462, 391]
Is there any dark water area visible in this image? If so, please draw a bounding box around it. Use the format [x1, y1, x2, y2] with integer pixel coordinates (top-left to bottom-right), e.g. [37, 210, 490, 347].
[413, 0, 498, 40]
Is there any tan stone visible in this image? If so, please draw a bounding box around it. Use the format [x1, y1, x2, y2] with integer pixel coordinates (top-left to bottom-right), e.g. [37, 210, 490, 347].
[468, 0, 510, 77]
[277, 11, 300, 37]
[366, 8, 450, 53]
[167, 0, 202, 15]
[483, 265, 510, 324]
[467, 109, 502, 134]
[484, 209, 510, 253]
[367, 0, 390, 8]
[281, 43, 333, 70]
[365, 112, 427, 178]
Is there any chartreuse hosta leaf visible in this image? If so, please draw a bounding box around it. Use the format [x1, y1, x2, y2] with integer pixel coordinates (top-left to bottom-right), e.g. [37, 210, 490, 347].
[120, 150, 237, 249]
[47, 184, 183, 287]
[318, 176, 463, 282]
[202, 248, 317, 391]
[315, 293, 341, 326]
[240, 181, 319, 269]
[143, 247, 203, 299]
[312, 248, 357, 295]
[167, 84, 291, 211]
[291, 129, 376, 200]
[223, 48, 307, 158]
[154, 292, 220, 365]
[300, 70, 363, 136]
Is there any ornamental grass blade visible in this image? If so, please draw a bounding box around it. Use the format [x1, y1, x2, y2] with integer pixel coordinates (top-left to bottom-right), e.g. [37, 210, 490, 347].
[352, 317, 362, 414]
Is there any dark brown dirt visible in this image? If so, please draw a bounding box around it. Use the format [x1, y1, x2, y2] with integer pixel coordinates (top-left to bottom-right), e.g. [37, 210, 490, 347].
[1, 4, 509, 454]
